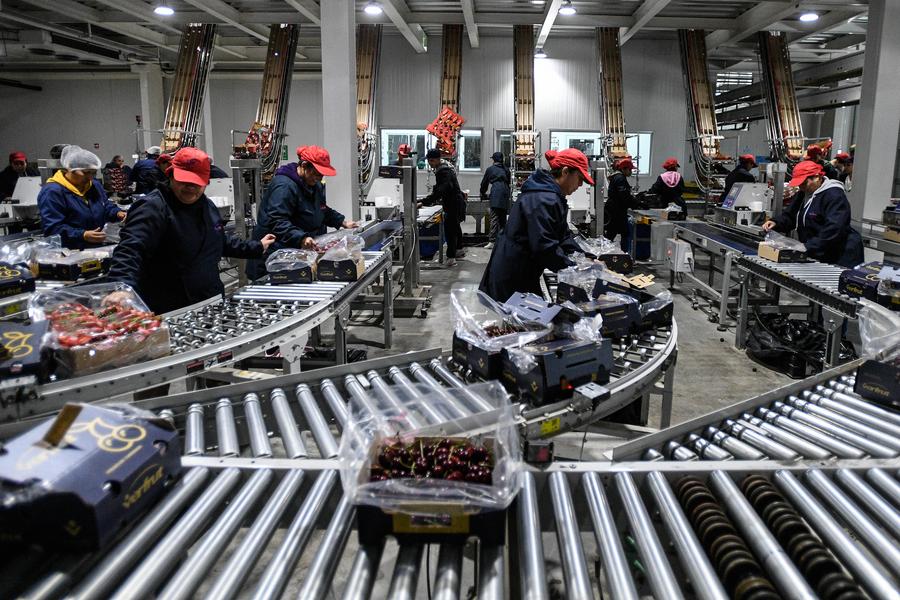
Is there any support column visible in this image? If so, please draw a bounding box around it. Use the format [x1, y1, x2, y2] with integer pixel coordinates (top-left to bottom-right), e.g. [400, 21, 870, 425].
[849, 0, 900, 221]
[132, 64, 165, 151]
[202, 78, 215, 160]
[831, 106, 854, 154]
[321, 0, 359, 220]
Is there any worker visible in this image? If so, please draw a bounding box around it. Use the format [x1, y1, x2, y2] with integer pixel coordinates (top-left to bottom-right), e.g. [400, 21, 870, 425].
[480, 151, 512, 249]
[209, 162, 229, 179]
[649, 157, 687, 220]
[102, 155, 131, 195]
[246, 145, 357, 279]
[0, 151, 39, 200]
[479, 148, 592, 302]
[762, 160, 863, 268]
[131, 146, 167, 194]
[722, 154, 757, 200]
[604, 157, 637, 253]
[392, 143, 412, 166]
[834, 152, 853, 191]
[107, 147, 275, 314]
[38, 145, 125, 249]
[422, 148, 466, 266]
[804, 144, 839, 180]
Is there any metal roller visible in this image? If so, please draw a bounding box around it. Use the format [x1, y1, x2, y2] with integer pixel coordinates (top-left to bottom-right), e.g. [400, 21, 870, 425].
[705, 426, 766, 459]
[386, 544, 425, 600]
[343, 374, 381, 416]
[583, 472, 638, 600]
[549, 472, 593, 600]
[686, 433, 734, 460]
[478, 543, 506, 600]
[319, 378, 350, 427]
[739, 414, 832, 460]
[157, 469, 273, 600]
[158, 409, 175, 427]
[366, 370, 425, 428]
[207, 469, 306, 599]
[516, 472, 549, 600]
[433, 544, 464, 600]
[866, 468, 900, 509]
[341, 541, 386, 600]
[772, 401, 895, 458]
[616, 472, 685, 599]
[296, 383, 339, 458]
[294, 495, 356, 600]
[252, 470, 340, 600]
[810, 385, 900, 430]
[708, 470, 817, 599]
[756, 407, 865, 459]
[774, 470, 900, 600]
[428, 358, 494, 413]
[643, 448, 665, 461]
[243, 392, 273, 458]
[804, 470, 900, 577]
[785, 396, 900, 452]
[386, 366, 456, 423]
[215, 398, 240, 457]
[665, 440, 699, 461]
[399, 363, 470, 420]
[269, 388, 307, 458]
[834, 469, 900, 539]
[107, 468, 243, 600]
[646, 472, 728, 600]
[185, 404, 205, 456]
[62, 468, 210, 600]
[723, 419, 800, 460]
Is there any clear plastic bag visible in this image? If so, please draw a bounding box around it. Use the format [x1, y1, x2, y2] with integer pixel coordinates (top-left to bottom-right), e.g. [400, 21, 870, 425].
[857, 299, 900, 359]
[764, 231, 806, 252]
[576, 236, 624, 256]
[313, 230, 362, 254]
[338, 381, 521, 514]
[558, 259, 607, 297]
[450, 286, 551, 352]
[0, 239, 36, 268]
[28, 282, 170, 377]
[319, 235, 364, 262]
[265, 248, 317, 273]
[640, 289, 673, 318]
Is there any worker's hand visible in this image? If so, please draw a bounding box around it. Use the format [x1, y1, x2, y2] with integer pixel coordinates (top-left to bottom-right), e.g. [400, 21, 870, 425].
[762, 220, 777, 232]
[260, 234, 276, 252]
[342, 219, 358, 229]
[116, 210, 127, 221]
[83, 228, 106, 243]
[102, 290, 134, 307]
[301, 236, 316, 249]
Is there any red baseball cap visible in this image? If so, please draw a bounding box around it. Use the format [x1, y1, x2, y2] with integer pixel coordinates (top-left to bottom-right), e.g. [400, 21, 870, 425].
[545, 148, 594, 185]
[156, 153, 172, 167]
[397, 143, 412, 156]
[834, 152, 852, 163]
[788, 160, 825, 187]
[167, 147, 211, 186]
[662, 157, 680, 170]
[739, 154, 757, 167]
[614, 157, 635, 172]
[9, 152, 26, 164]
[297, 145, 336, 177]
[805, 144, 824, 158]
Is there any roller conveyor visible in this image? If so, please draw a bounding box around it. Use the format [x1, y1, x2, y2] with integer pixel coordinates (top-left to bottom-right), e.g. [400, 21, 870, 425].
[738, 255, 857, 317]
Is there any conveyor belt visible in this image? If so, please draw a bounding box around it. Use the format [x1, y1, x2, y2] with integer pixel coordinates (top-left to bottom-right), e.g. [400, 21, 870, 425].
[739, 255, 857, 317]
[675, 221, 761, 255]
[611, 359, 900, 462]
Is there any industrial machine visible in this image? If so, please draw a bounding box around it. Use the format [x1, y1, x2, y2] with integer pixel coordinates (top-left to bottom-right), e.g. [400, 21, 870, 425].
[205, 175, 236, 222]
[3, 176, 42, 222]
[709, 182, 772, 227]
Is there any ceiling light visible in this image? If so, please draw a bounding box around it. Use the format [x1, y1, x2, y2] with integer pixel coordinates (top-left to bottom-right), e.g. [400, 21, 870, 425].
[559, 1, 576, 16]
[534, 48, 547, 58]
[153, 2, 175, 16]
[364, 2, 383, 15]
[799, 12, 819, 22]
[531, 0, 545, 4]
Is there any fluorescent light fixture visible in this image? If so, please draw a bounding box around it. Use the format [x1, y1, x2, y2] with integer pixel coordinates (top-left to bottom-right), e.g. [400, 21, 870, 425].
[154, 2, 174, 16]
[559, 1, 576, 16]
[364, 2, 383, 15]
[534, 48, 548, 58]
[531, 0, 545, 4]
[799, 12, 819, 22]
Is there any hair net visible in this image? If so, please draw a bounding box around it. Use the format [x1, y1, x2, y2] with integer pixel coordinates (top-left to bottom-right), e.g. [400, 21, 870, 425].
[146, 146, 162, 156]
[60, 145, 102, 171]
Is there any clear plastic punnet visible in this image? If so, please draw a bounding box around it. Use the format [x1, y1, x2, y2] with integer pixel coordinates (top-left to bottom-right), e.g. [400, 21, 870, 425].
[857, 299, 900, 359]
[338, 381, 521, 514]
[764, 231, 807, 252]
[28, 282, 170, 377]
[450, 286, 551, 352]
[265, 248, 317, 273]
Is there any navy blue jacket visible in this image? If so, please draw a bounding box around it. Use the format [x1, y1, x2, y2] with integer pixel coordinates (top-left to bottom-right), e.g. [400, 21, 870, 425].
[423, 163, 465, 217]
[130, 158, 166, 194]
[604, 172, 635, 238]
[649, 173, 687, 218]
[479, 169, 576, 302]
[480, 163, 512, 211]
[38, 177, 121, 249]
[772, 179, 864, 268]
[0, 165, 39, 199]
[722, 166, 756, 200]
[107, 184, 263, 314]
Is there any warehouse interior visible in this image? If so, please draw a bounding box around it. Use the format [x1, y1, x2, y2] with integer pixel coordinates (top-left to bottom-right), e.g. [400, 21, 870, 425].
[1, 1, 899, 599]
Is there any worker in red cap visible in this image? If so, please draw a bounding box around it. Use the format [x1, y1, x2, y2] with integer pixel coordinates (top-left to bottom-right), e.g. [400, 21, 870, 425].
[762, 160, 863, 267]
[834, 152, 853, 191]
[479, 148, 593, 301]
[108, 147, 275, 313]
[722, 154, 757, 201]
[605, 157, 637, 253]
[392, 143, 413, 166]
[804, 144, 838, 180]
[247, 145, 357, 279]
[0, 151, 39, 200]
[649, 157, 687, 220]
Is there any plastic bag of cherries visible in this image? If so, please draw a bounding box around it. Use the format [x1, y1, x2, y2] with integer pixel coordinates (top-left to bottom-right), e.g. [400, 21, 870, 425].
[338, 380, 521, 514]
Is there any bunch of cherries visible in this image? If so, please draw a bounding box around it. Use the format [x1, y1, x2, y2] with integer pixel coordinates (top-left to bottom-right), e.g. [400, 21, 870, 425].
[370, 437, 493, 484]
[482, 323, 523, 338]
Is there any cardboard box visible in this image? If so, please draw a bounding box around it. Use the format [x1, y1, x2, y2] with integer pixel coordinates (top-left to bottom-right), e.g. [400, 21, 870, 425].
[53, 326, 170, 379]
[503, 292, 563, 326]
[269, 263, 315, 284]
[451, 333, 502, 380]
[838, 261, 899, 309]
[854, 357, 899, 410]
[884, 227, 900, 243]
[0, 262, 36, 298]
[317, 257, 365, 281]
[0, 321, 49, 381]
[758, 242, 806, 263]
[556, 281, 591, 304]
[883, 208, 900, 227]
[596, 253, 634, 274]
[501, 338, 613, 405]
[37, 250, 111, 281]
[0, 403, 182, 550]
[636, 291, 674, 331]
[576, 295, 642, 339]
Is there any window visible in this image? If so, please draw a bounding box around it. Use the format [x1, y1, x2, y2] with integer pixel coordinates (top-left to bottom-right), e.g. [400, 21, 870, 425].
[625, 132, 652, 175]
[380, 128, 482, 171]
[458, 130, 482, 171]
[550, 130, 605, 158]
[715, 71, 753, 96]
[496, 130, 513, 168]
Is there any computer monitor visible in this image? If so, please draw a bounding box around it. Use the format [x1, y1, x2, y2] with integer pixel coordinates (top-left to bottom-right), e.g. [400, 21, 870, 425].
[721, 182, 744, 209]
